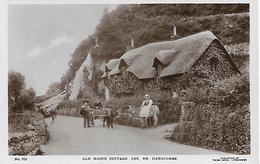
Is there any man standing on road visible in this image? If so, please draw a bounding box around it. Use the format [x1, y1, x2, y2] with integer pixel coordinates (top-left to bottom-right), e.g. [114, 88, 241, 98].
[80, 101, 92, 128]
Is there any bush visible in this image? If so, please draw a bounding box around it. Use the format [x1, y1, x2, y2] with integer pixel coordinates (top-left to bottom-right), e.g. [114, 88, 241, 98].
[8, 71, 36, 113]
[176, 13, 249, 45]
[58, 97, 97, 110]
[171, 73, 250, 154]
[104, 95, 143, 111]
[172, 104, 250, 154]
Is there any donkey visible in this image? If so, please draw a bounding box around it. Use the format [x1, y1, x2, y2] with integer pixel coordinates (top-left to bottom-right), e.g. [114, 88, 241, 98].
[102, 108, 119, 128]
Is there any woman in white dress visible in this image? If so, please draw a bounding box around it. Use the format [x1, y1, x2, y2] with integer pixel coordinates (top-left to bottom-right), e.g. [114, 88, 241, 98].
[139, 94, 153, 128]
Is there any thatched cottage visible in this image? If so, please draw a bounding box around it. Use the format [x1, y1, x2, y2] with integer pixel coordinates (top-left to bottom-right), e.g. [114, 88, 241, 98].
[102, 31, 241, 97]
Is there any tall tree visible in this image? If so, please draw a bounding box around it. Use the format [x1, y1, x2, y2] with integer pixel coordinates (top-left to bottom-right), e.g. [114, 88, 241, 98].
[8, 71, 36, 112]
[45, 81, 62, 97]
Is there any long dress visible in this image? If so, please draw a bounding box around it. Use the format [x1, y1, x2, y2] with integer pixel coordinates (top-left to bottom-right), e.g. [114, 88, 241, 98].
[139, 99, 153, 118]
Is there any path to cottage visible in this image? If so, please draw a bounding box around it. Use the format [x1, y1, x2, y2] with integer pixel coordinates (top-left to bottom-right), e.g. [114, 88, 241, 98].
[42, 115, 228, 155]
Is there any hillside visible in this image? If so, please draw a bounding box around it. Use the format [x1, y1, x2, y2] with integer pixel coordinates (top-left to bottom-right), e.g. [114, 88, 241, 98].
[50, 4, 249, 95]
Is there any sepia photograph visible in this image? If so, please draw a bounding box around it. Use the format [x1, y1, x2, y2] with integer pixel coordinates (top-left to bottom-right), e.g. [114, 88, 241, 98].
[2, 1, 259, 163]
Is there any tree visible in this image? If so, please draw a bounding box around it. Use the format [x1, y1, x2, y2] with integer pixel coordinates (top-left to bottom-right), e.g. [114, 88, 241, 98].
[45, 81, 62, 97]
[8, 71, 36, 113]
[8, 71, 25, 112]
[20, 87, 36, 111]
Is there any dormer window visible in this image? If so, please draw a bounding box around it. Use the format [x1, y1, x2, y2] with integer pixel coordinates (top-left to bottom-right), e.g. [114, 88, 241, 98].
[153, 57, 165, 77]
[118, 59, 128, 77]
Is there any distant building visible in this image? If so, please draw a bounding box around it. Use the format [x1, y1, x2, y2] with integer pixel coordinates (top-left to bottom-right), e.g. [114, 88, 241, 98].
[69, 52, 94, 100]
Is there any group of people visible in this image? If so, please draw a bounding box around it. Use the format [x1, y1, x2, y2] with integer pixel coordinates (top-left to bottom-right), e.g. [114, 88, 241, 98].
[80, 95, 160, 129]
[80, 98, 116, 128]
[80, 98, 104, 128]
[139, 94, 160, 128]
[80, 100, 95, 128]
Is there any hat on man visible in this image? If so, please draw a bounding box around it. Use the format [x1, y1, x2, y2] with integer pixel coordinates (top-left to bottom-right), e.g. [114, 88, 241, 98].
[144, 94, 150, 98]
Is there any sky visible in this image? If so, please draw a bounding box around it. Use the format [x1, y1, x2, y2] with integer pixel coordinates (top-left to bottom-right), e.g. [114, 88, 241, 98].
[8, 4, 117, 96]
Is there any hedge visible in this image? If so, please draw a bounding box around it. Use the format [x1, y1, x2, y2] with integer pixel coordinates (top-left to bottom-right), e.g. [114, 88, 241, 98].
[171, 72, 250, 154]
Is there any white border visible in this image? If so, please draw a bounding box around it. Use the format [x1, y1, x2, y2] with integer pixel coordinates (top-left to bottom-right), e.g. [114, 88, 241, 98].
[0, 0, 258, 164]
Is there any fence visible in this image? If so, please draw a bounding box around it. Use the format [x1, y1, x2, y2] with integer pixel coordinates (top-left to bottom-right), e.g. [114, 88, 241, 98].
[57, 107, 81, 117]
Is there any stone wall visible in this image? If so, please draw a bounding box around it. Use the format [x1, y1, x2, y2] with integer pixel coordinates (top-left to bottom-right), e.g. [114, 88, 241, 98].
[8, 111, 48, 155]
[8, 132, 44, 155]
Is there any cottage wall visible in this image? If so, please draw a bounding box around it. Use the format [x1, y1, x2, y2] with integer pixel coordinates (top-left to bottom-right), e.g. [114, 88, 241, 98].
[107, 41, 239, 97]
[107, 73, 143, 97]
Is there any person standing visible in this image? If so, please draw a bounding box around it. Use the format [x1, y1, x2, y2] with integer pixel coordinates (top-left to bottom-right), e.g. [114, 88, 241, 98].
[139, 94, 153, 128]
[89, 107, 95, 126]
[94, 97, 103, 110]
[80, 101, 91, 128]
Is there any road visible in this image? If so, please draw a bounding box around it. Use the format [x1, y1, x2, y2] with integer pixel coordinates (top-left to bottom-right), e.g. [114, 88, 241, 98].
[42, 115, 228, 155]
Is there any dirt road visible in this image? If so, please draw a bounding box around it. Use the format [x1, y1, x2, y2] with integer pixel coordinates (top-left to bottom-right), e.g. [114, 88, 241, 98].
[42, 115, 228, 155]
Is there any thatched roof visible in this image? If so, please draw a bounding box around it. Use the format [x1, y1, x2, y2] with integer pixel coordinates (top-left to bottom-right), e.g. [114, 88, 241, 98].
[157, 31, 241, 77]
[105, 58, 121, 76]
[118, 40, 178, 79]
[39, 91, 66, 112]
[156, 31, 217, 77]
[105, 59, 118, 72]
[105, 31, 240, 79]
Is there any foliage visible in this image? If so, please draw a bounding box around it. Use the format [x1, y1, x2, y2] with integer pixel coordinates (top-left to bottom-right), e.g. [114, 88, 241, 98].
[34, 95, 52, 103]
[176, 13, 249, 45]
[94, 4, 249, 59]
[8, 71, 25, 111]
[58, 97, 97, 110]
[108, 73, 144, 97]
[104, 95, 143, 110]
[20, 87, 36, 111]
[172, 104, 250, 154]
[8, 71, 36, 113]
[171, 72, 250, 154]
[45, 81, 62, 97]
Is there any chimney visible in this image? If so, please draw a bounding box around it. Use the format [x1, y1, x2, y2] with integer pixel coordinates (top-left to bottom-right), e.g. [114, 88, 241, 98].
[170, 24, 177, 39]
[173, 24, 176, 36]
[131, 39, 134, 48]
